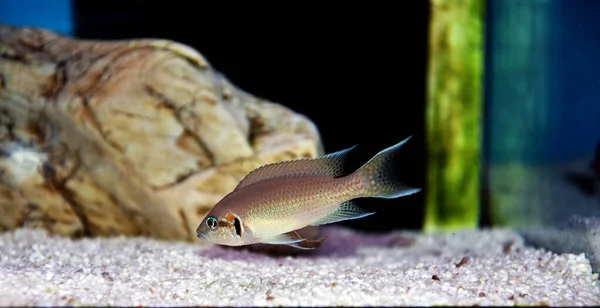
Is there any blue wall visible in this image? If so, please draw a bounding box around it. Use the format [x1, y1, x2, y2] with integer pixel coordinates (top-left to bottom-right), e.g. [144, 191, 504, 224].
[547, 0, 600, 161]
[486, 0, 600, 164]
[0, 0, 73, 35]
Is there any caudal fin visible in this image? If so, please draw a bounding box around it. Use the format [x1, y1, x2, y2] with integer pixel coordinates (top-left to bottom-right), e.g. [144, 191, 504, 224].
[355, 136, 421, 199]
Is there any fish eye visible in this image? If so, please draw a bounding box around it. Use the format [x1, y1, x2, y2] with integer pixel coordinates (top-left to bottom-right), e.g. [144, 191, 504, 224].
[206, 216, 218, 230]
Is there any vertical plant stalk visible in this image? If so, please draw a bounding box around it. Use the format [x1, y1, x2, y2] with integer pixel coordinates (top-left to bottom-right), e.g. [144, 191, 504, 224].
[424, 0, 485, 232]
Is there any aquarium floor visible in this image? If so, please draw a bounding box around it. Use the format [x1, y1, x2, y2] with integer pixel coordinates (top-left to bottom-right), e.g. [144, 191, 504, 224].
[1, 227, 599, 306]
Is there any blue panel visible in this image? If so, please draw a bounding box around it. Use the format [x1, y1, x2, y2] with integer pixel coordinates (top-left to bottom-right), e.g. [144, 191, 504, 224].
[547, 0, 600, 161]
[485, 0, 600, 164]
[0, 0, 73, 35]
[485, 0, 557, 164]
[485, 0, 600, 228]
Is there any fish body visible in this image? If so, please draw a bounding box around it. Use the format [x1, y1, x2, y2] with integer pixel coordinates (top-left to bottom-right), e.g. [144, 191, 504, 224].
[212, 174, 366, 244]
[196, 136, 421, 249]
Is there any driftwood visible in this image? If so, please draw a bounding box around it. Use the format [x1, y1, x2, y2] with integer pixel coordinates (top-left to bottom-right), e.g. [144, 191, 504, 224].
[0, 24, 323, 248]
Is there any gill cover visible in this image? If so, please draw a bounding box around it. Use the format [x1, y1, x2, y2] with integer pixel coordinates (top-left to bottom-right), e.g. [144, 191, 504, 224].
[214, 212, 244, 237]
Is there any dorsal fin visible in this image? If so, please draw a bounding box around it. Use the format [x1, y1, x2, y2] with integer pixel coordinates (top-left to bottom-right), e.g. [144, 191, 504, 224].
[234, 145, 357, 190]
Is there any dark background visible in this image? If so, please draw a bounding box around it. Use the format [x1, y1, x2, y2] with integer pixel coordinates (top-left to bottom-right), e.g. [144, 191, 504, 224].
[73, 1, 430, 232]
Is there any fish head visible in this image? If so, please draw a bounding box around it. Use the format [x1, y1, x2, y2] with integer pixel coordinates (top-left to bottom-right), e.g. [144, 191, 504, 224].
[196, 210, 247, 246]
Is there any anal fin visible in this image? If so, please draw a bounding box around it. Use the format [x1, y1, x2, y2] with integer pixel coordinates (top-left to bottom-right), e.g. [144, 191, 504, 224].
[310, 200, 375, 226]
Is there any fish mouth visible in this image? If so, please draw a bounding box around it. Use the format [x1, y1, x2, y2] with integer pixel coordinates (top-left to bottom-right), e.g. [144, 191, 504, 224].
[196, 228, 207, 239]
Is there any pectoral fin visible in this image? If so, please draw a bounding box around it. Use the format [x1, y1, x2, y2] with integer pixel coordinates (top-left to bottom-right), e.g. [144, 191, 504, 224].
[261, 231, 324, 250]
[280, 242, 316, 250]
[261, 231, 307, 245]
[310, 200, 375, 226]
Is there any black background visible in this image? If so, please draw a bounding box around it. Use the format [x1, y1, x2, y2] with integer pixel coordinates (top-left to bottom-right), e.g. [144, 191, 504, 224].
[73, 1, 431, 232]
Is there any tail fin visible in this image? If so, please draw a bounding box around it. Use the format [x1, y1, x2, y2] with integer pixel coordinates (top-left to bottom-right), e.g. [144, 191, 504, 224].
[355, 136, 421, 199]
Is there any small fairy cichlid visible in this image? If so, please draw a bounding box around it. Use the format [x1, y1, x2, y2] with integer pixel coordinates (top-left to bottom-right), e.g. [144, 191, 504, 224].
[196, 136, 421, 249]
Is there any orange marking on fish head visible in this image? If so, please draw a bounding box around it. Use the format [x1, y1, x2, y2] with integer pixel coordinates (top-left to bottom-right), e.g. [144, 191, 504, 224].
[225, 213, 236, 223]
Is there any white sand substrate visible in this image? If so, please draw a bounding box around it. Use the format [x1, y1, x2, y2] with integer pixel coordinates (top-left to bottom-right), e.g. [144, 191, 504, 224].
[0, 226, 598, 306]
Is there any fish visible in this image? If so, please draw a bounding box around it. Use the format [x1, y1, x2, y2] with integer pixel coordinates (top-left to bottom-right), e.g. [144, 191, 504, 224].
[196, 135, 421, 250]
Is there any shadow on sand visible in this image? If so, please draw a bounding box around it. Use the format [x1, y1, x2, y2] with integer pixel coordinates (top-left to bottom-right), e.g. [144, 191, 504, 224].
[196, 226, 417, 262]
